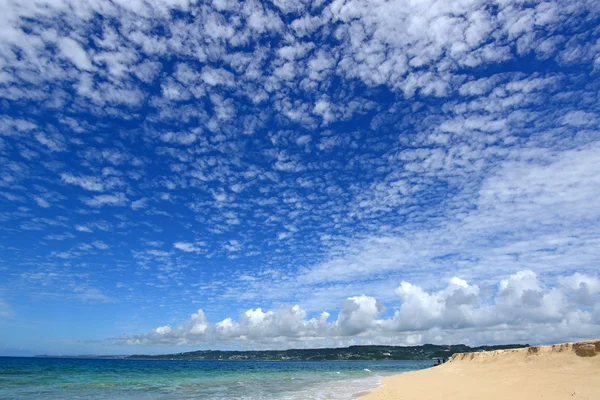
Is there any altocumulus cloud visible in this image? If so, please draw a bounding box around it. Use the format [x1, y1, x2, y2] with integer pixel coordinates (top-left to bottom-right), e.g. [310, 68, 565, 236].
[0, 0, 599, 353]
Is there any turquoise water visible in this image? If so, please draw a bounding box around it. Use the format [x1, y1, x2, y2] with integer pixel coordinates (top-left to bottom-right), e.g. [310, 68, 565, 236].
[0, 357, 430, 399]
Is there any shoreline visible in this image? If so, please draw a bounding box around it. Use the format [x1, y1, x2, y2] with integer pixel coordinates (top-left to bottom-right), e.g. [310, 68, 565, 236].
[361, 339, 600, 400]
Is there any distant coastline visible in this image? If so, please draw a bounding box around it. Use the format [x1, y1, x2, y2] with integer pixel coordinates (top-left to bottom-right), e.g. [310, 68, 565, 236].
[124, 343, 527, 361]
[33, 355, 128, 359]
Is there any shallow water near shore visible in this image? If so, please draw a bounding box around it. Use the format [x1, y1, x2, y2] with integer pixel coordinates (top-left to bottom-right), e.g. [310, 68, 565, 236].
[0, 357, 430, 399]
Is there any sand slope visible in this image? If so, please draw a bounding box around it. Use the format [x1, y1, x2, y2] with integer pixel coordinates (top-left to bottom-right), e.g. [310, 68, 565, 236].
[364, 340, 600, 400]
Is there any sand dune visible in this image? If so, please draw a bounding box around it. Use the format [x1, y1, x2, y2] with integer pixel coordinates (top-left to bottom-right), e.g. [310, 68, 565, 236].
[364, 340, 600, 400]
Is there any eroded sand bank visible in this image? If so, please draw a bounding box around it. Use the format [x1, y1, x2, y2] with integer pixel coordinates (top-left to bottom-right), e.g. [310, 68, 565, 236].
[364, 340, 600, 400]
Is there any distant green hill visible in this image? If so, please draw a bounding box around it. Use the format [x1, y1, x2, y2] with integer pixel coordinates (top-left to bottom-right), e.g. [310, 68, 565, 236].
[126, 343, 528, 361]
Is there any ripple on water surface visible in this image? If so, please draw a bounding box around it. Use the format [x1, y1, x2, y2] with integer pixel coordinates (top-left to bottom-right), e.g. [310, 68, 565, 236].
[0, 357, 430, 399]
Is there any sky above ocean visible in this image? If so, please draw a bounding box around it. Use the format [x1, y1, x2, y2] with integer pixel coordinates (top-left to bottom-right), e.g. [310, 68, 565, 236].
[0, 0, 599, 356]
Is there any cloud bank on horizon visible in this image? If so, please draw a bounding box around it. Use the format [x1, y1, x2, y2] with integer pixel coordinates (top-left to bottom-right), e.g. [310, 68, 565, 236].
[117, 270, 600, 348]
[0, 0, 599, 352]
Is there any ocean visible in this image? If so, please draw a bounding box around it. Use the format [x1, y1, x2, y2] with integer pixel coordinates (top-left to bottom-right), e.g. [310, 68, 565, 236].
[0, 357, 430, 399]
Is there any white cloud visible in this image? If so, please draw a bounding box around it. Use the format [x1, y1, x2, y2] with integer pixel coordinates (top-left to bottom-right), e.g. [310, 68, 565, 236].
[562, 110, 597, 126]
[558, 273, 600, 307]
[147, 250, 170, 257]
[174, 241, 204, 253]
[92, 240, 109, 250]
[385, 277, 481, 332]
[201, 67, 235, 86]
[159, 131, 198, 145]
[75, 221, 112, 232]
[336, 295, 382, 336]
[117, 270, 600, 347]
[1, 0, 599, 353]
[131, 198, 148, 210]
[61, 173, 105, 191]
[327, 0, 595, 94]
[33, 196, 51, 208]
[82, 193, 128, 207]
[34, 132, 67, 152]
[298, 144, 600, 287]
[44, 232, 75, 241]
[155, 325, 172, 335]
[72, 286, 115, 303]
[58, 37, 93, 71]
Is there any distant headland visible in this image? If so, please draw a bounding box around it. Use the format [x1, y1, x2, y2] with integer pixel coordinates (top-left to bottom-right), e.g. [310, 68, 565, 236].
[124, 343, 528, 361]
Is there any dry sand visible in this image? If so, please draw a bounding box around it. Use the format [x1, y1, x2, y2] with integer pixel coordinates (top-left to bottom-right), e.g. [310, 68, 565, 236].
[363, 340, 600, 400]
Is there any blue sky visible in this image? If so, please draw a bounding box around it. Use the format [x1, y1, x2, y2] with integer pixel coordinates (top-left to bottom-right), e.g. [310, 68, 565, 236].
[1, 0, 600, 356]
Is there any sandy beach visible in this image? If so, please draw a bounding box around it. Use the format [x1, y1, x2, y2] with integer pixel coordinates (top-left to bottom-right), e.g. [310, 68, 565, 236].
[364, 340, 600, 400]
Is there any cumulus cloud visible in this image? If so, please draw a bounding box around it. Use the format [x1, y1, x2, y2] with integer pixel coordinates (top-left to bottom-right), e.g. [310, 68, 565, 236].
[155, 325, 172, 335]
[115, 271, 600, 347]
[336, 295, 382, 336]
[558, 273, 600, 307]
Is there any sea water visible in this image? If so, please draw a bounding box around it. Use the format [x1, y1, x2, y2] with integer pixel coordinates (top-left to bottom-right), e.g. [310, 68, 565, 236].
[0, 357, 430, 399]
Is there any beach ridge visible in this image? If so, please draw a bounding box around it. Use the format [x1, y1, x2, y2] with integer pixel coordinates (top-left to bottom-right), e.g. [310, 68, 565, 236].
[449, 339, 600, 362]
[363, 339, 600, 400]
